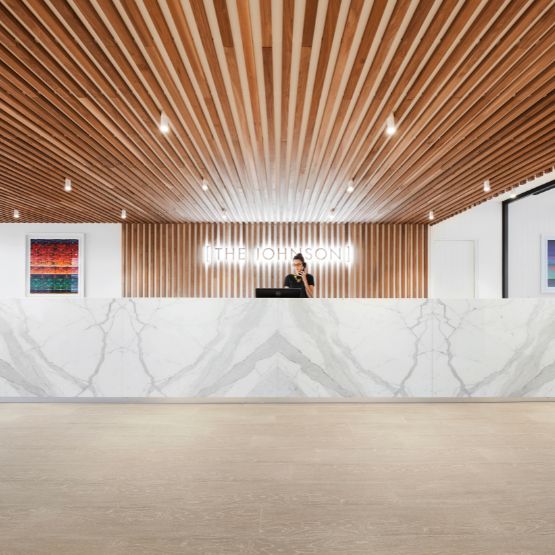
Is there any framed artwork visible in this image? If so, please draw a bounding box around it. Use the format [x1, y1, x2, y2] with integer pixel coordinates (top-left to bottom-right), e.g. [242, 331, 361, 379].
[541, 235, 555, 294]
[26, 233, 85, 296]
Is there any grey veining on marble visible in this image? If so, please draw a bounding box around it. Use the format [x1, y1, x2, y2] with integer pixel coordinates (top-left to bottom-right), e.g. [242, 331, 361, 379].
[431, 299, 555, 397]
[1, 298, 555, 398]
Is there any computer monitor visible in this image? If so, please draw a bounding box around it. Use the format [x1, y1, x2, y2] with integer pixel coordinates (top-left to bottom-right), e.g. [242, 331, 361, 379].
[255, 287, 301, 298]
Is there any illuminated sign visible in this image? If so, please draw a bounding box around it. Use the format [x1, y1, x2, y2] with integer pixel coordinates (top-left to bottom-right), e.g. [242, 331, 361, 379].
[203, 245, 353, 264]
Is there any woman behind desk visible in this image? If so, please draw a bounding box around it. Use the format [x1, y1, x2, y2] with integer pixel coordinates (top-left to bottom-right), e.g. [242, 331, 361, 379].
[283, 253, 315, 298]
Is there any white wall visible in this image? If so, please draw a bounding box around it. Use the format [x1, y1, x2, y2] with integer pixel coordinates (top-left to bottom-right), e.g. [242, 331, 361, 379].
[429, 201, 502, 298]
[429, 171, 555, 299]
[508, 187, 555, 297]
[0, 224, 121, 298]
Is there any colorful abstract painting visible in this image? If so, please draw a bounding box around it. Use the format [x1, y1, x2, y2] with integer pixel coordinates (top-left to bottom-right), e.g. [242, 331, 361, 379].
[548, 239, 555, 289]
[28, 238, 81, 295]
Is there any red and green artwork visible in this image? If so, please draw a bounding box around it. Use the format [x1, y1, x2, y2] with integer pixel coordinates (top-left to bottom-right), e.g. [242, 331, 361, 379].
[29, 239, 80, 294]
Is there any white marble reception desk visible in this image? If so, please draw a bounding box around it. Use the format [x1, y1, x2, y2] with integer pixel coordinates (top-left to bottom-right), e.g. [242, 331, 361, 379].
[1, 298, 555, 399]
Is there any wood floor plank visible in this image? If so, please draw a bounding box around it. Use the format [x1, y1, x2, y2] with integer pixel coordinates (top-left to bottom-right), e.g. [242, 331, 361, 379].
[0, 402, 554, 554]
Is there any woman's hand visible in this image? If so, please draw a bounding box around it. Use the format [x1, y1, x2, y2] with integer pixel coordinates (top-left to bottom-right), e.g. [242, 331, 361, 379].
[299, 269, 308, 284]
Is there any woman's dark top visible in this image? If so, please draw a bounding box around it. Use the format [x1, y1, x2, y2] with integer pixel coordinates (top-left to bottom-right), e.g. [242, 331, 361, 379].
[283, 273, 315, 298]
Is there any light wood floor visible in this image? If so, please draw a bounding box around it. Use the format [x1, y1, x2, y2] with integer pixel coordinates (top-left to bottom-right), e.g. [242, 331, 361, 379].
[1, 402, 555, 554]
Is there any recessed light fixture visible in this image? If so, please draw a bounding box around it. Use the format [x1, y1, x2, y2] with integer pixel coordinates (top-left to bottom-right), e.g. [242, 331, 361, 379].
[221, 208, 227, 220]
[329, 208, 336, 220]
[510, 192, 517, 199]
[346, 180, 354, 193]
[201, 178, 209, 191]
[64, 178, 72, 192]
[120, 209, 127, 219]
[159, 111, 170, 134]
[13, 209, 20, 219]
[428, 210, 435, 221]
[385, 114, 396, 136]
[483, 179, 491, 193]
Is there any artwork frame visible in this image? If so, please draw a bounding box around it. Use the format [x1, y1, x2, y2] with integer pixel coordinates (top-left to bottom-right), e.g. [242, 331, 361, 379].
[541, 234, 555, 294]
[26, 233, 85, 297]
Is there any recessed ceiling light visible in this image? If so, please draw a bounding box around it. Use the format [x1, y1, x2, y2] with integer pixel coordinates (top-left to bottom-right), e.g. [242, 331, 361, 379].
[385, 114, 396, 136]
[13, 209, 20, 219]
[159, 111, 170, 134]
[510, 193, 517, 199]
[346, 180, 354, 193]
[64, 178, 72, 192]
[483, 179, 491, 192]
[329, 208, 336, 220]
[428, 210, 435, 221]
[221, 208, 227, 220]
[201, 178, 209, 191]
[120, 209, 127, 219]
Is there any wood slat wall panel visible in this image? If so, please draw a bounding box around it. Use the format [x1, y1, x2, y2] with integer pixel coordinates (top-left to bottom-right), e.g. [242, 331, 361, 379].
[122, 222, 428, 298]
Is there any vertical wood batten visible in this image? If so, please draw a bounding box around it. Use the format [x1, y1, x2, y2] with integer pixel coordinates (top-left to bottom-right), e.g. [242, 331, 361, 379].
[122, 223, 429, 298]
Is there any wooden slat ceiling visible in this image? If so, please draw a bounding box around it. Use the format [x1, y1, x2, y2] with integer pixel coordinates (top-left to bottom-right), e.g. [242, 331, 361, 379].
[0, 0, 553, 224]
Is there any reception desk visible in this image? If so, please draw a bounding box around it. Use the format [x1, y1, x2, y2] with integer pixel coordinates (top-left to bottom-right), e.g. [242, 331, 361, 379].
[1, 298, 555, 400]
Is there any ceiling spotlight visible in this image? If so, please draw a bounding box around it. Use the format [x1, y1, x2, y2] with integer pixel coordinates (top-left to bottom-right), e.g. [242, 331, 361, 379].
[64, 178, 72, 192]
[385, 114, 396, 136]
[483, 179, 491, 193]
[329, 208, 336, 220]
[221, 208, 227, 220]
[346, 180, 354, 193]
[120, 209, 127, 219]
[159, 111, 170, 134]
[510, 192, 517, 199]
[201, 178, 209, 191]
[13, 209, 20, 219]
[428, 210, 435, 221]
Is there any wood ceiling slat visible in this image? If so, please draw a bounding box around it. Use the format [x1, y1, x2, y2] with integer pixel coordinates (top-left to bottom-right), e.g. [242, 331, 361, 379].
[367, 73, 555, 221]
[201, 0, 263, 216]
[338, 0, 538, 218]
[247, 0, 272, 190]
[352, 44, 555, 221]
[400, 134, 555, 224]
[0, 0, 552, 224]
[308, 0, 436, 221]
[303, 0, 379, 219]
[0, 153, 120, 222]
[297, 0, 352, 218]
[104, 0, 239, 217]
[172, 0, 257, 217]
[336, 1, 516, 215]
[347, 2, 554, 220]
[0, 2, 216, 221]
[288, 1, 315, 191]
[283, 0, 305, 209]
[92, 0, 224, 187]
[435, 162, 555, 225]
[271, 0, 283, 199]
[0, 116, 146, 219]
[16, 1, 193, 177]
[421, 137, 555, 222]
[223, 0, 264, 186]
[138, 2, 252, 220]
[290, 0, 329, 212]
[297, 0, 391, 217]
[303, 0, 431, 220]
[370, 19, 552, 202]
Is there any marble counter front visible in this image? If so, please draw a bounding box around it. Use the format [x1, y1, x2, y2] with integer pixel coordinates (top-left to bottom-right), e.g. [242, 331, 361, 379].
[1, 298, 555, 399]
